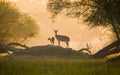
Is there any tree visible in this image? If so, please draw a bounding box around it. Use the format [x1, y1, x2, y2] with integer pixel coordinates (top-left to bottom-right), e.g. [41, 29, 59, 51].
[9, 13, 39, 43]
[0, 0, 39, 53]
[47, 0, 120, 58]
[0, 0, 39, 44]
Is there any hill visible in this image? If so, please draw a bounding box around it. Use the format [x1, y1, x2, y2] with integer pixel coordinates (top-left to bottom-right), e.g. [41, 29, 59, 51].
[12, 45, 90, 59]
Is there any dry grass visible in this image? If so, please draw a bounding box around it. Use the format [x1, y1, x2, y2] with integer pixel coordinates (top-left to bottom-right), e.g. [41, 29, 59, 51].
[0, 55, 120, 75]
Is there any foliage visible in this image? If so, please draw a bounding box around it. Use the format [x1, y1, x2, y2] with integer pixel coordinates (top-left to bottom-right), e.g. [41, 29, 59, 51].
[11, 13, 39, 42]
[0, 0, 39, 43]
[47, 0, 120, 25]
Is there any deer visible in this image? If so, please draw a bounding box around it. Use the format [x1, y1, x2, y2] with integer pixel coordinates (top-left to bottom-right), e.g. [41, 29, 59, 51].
[54, 30, 70, 48]
[48, 37, 55, 45]
[79, 43, 92, 55]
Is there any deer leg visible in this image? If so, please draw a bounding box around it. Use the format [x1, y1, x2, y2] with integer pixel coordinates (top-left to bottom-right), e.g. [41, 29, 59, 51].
[52, 41, 54, 45]
[66, 42, 69, 48]
[58, 41, 60, 46]
[51, 42, 53, 45]
[51, 41, 52, 45]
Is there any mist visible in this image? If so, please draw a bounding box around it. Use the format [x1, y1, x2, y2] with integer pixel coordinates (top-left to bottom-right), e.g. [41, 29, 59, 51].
[11, 0, 114, 53]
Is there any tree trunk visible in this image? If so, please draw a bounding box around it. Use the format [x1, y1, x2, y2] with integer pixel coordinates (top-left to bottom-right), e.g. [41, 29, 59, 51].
[0, 42, 27, 54]
[93, 47, 120, 59]
[109, 15, 120, 47]
[111, 23, 120, 47]
[7, 42, 29, 49]
[92, 40, 120, 58]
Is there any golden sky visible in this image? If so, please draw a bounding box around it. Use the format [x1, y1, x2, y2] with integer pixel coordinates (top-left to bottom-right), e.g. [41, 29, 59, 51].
[10, 0, 114, 53]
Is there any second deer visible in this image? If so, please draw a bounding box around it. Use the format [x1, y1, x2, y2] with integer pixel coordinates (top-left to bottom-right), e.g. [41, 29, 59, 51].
[54, 30, 70, 48]
[48, 37, 55, 45]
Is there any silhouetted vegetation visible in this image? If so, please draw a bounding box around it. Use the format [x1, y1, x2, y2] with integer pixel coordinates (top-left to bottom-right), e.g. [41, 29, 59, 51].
[79, 43, 92, 55]
[0, 1, 39, 44]
[92, 40, 120, 58]
[0, 0, 39, 53]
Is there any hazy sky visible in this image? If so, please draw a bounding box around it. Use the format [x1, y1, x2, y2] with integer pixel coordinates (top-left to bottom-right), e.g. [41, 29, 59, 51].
[10, 0, 114, 53]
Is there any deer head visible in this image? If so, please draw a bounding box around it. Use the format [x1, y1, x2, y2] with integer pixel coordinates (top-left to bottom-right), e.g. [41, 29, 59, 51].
[48, 37, 50, 40]
[54, 29, 59, 35]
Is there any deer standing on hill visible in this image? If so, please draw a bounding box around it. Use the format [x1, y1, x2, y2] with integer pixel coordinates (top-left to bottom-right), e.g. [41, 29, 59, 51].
[54, 30, 70, 48]
[48, 37, 55, 45]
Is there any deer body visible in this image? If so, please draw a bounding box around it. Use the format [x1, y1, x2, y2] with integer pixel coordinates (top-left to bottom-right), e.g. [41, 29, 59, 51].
[54, 30, 70, 48]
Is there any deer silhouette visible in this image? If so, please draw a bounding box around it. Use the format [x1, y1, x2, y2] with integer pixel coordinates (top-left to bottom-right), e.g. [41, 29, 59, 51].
[54, 30, 70, 48]
[48, 37, 55, 45]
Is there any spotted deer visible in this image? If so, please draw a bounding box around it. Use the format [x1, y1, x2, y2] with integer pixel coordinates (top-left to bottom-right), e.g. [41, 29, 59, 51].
[48, 37, 55, 45]
[54, 30, 70, 48]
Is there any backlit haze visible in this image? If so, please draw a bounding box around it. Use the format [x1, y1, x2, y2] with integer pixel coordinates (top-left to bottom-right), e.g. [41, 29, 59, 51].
[10, 0, 114, 53]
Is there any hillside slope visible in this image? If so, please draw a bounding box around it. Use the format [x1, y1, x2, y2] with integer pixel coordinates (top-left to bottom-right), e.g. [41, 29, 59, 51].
[12, 45, 90, 58]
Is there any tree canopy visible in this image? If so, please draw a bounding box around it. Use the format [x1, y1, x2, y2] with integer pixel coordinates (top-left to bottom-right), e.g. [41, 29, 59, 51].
[47, 0, 120, 25]
[47, 0, 120, 39]
[0, 0, 39, 44]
